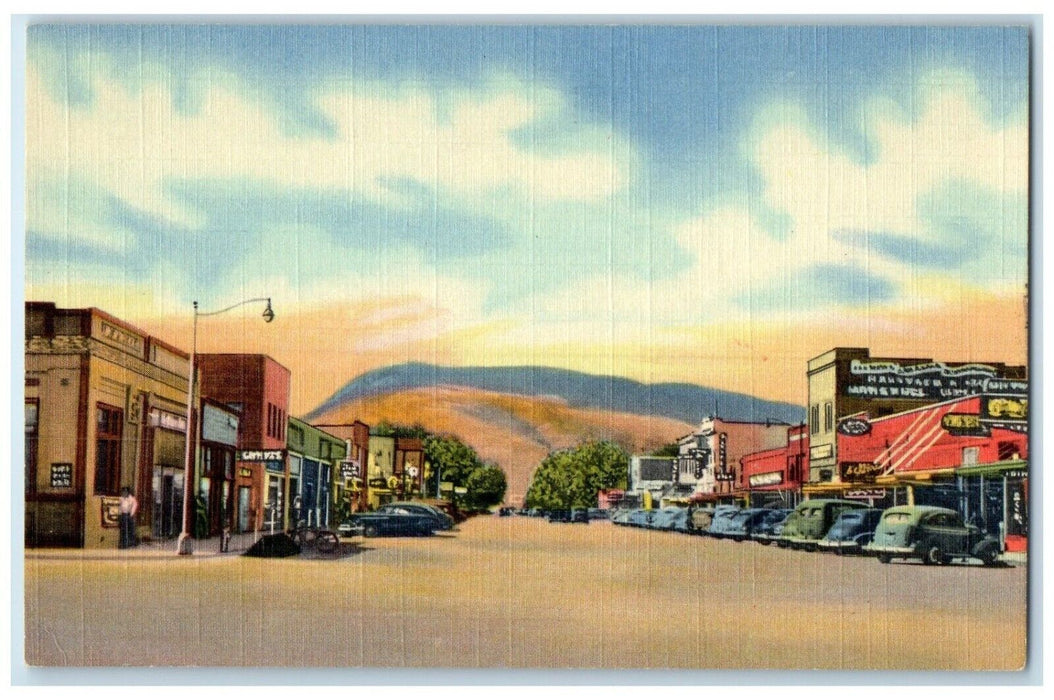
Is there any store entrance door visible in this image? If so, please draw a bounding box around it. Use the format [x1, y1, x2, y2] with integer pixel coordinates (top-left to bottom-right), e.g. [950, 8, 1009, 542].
[237, 486, 251, 533]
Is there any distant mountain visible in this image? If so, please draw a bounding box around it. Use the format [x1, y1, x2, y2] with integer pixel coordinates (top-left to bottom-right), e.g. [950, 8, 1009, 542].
[306, 362, 805, 426]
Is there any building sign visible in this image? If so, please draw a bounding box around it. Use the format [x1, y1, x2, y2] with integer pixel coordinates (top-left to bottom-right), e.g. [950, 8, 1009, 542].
[941, 413, 990, 437]
[49, 463, 73, 489]
[840, 461, 884, 483]
[237, 449, 285, 462]
[239, 467, 253, 478]
[237, 449, 285, 473]
[148, 408, 187, 433]
[980, 396, 1028, 421]
[810, 443, 833, 460]
[97, 319, 144, 354]
[368, 477, 388, 489]
[845, 488, 886, 500]
[340, 460, 360, 479]
[844, 359, 1009, 401]
[100, 497, 121, 528]
[837, 417, 871, 436]
[749, 471, 783, 487]
[202, 404, 239, 446]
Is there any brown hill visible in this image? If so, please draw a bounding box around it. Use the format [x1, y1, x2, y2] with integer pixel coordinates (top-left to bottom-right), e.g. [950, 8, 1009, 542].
[312, 385, 694, 504]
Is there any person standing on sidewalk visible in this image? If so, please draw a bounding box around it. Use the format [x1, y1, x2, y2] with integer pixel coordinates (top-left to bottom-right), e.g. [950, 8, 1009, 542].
[118, 486, 138, 548]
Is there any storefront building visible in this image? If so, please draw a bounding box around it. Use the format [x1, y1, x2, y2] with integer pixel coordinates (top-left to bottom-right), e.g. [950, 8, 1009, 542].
[287, 417, 347, 528]
[365, 434, 396, 508]
[806, 347, 1026, 485]
[310, 420, 371, 513]
[197, 354, 291, 533]
[626, 455, 676, 509]
[683, 416, 790, 505]
[739, 424, 809, 509]
[196, 399, 240, 537]
[25, 302, 190, 548]
[834, 391, 1028, 548]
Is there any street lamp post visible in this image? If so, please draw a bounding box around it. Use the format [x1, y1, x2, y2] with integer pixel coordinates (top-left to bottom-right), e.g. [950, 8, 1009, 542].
[177, 297, 274, 555]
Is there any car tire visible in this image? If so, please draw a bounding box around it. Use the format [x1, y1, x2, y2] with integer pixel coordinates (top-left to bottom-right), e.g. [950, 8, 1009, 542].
[979, 547, 1000, 567]
[924, 545, 944, 565]
[877, 554, 892, 564]
[363, 524, 379, 538]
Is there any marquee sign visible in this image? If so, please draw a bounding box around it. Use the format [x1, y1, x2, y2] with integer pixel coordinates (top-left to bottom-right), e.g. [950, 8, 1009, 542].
[749, 471, 783, 487]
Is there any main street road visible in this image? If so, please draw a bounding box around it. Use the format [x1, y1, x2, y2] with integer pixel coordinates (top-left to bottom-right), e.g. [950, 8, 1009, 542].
[24, 515, 1027, 670]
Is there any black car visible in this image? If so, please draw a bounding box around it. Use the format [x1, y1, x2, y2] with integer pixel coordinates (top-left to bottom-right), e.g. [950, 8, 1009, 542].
[548, 509, 572, 523]
[570, 508, 590, 523]
[345, 506, 437, 537]
[386, 501, 456, 531]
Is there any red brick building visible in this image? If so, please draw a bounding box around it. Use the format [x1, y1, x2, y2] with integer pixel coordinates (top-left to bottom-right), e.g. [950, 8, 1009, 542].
[739, 424, 809, 508]
[197, 354, 291, 533]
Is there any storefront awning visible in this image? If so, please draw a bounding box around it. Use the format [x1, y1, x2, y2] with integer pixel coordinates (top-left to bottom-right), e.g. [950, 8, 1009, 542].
[955, 458, 1028, 478]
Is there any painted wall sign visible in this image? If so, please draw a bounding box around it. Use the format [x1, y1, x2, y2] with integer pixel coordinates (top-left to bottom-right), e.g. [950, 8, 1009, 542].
[837, 417, 871, 436]
[844, 360, 1014, 401]
[839, 461, 884, 483]
[49, 463, 72, 488]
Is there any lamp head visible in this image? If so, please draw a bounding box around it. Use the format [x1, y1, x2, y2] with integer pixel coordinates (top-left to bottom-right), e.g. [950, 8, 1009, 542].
[262, 298, 275, 323]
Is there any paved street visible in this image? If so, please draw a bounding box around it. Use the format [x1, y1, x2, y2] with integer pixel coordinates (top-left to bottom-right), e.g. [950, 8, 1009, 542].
[24, 516, 1027, 670]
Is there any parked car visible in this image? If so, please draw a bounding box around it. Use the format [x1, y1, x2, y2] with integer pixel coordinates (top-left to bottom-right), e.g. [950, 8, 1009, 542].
[344, 506, 437, 538]
[610, 509, 632, 526]
[627, 509, 655, 528]
[570, 508, 590, 524]
[706, 505, 742, 538]
[587, 508, 610, 520]
[751, 509, 794, 545]
[773, 510, 797, 547]
[650, 507, 685, 531]
[816, 508, 883, 554]
[387, 501, 456, 531]
[548, 509, 572, 523]
[668, 508, 691, 534]
[863, 505, 1002, 566]
[498, 506, 515, 517]
[778, 499, 870, 551]
[724, 508, 775, 542]
[687, 506, 715, 535]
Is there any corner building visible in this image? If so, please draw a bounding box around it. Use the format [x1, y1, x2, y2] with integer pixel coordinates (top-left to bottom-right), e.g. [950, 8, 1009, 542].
[25, 302, 190, 548]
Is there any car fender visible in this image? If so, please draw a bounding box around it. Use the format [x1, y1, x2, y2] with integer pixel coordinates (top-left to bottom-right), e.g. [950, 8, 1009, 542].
[970, 537, 1001, 558]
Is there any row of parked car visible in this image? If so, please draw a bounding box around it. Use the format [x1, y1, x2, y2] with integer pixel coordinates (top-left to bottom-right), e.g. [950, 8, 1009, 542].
[609, 498, 1004, 566]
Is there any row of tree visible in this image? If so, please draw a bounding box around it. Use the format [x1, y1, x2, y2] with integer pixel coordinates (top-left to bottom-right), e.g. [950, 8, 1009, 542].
[372, 421, 507, 509]
[524, 440, 629, 509]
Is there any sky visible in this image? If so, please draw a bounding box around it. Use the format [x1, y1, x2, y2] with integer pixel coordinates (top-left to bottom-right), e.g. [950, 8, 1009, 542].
[22, 23, 1031, 413]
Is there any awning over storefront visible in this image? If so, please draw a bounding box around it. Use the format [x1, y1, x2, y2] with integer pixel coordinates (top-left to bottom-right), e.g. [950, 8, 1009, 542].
[955, 458, 1027, 478]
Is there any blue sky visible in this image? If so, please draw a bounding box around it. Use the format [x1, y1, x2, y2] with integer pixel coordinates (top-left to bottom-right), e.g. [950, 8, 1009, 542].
[23, 23, 1031, 408]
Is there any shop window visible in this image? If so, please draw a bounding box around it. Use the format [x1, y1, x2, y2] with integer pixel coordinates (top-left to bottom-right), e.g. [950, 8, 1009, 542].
[25, 399, 39, 495]
[94, 403, 123, 495]
[962, 446, 979, 467]
[997, 441, 1022, 461]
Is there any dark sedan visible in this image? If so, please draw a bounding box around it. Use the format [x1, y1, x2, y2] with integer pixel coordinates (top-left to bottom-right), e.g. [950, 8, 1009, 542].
[816, 508, 883, 554]
[387, 501, 456, 531]
[344, 505, 437, 537]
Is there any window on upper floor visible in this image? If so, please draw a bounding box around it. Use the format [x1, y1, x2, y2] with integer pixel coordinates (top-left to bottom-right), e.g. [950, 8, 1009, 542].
[94, 403, 123, 496]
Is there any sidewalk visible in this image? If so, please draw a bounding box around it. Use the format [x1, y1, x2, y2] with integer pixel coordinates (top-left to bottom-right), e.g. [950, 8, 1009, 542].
[24, 530, 271, 561]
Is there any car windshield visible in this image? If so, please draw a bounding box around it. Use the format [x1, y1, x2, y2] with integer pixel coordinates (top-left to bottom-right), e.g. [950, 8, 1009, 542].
[883, 512, 912, 524]
[839, 513, 862, 521]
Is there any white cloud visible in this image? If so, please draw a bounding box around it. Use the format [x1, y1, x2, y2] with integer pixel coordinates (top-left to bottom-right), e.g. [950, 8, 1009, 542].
[25, 65, 633, 244]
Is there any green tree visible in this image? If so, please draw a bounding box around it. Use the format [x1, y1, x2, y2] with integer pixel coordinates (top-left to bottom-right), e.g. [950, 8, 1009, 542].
[423, 434, 484, 489]
[651, 442, 682, 458]
[525, 440, 629, 509]
[463, 464, 508, 509]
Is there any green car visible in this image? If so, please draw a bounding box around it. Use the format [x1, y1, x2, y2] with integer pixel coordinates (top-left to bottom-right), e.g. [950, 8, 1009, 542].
[864, 505, 1002, 566]
[777, 499, 869, 551]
